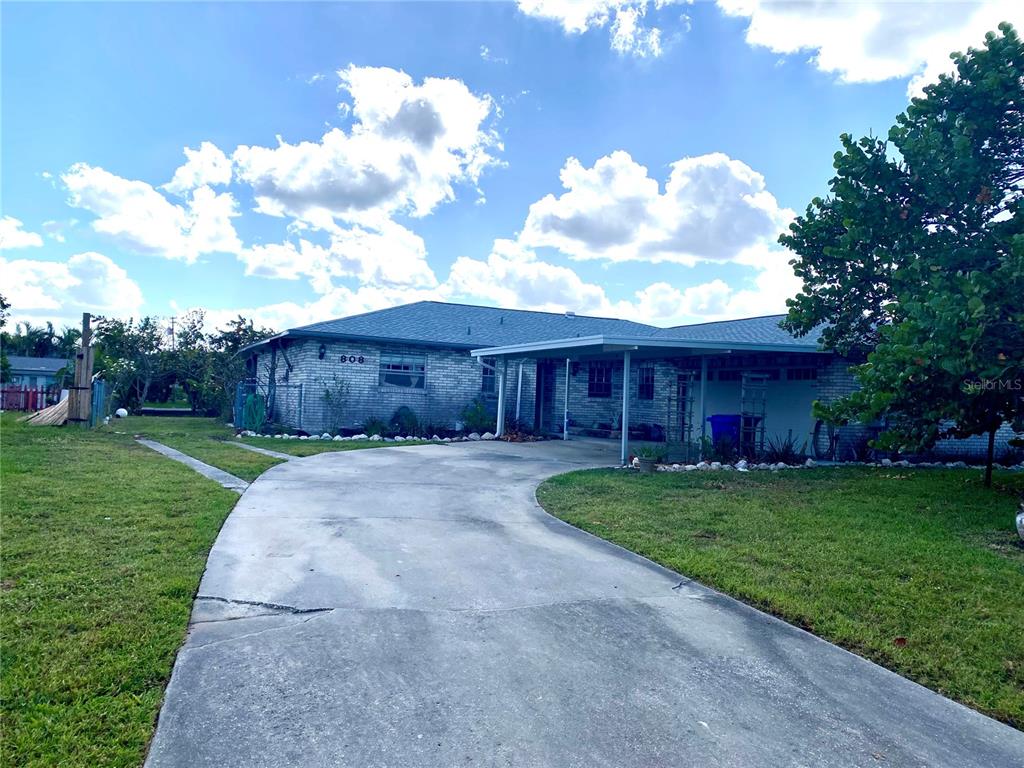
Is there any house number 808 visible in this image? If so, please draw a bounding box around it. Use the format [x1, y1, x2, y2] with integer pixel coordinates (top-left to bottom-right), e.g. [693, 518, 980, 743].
[341, 355, 365, 364]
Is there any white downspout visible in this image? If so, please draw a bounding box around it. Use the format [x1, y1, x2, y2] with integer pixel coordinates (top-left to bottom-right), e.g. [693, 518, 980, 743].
[621, 350, 631, 465]
[496, 358, 507, 437]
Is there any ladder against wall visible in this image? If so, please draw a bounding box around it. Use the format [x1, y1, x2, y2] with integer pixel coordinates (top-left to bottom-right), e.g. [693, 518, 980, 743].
[666, 368, 697, 462]
[740, 372, 768, 457]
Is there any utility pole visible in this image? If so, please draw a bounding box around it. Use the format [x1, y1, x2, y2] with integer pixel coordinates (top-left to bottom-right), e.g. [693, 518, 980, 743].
[168, 316, 177, 351]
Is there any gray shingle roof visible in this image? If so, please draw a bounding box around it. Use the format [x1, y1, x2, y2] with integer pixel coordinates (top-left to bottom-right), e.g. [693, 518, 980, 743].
[291, 301, 662, 348]
[259, 301, 822, 352]
[655, 315, 824, 347]
[6, 356, 68, 374]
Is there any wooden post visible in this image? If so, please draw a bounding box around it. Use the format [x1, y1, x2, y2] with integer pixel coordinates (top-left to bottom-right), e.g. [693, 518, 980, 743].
[67, 313, 94, 426]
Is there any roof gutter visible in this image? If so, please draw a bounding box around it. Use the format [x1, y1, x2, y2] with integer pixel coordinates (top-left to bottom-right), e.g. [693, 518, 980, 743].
[236, 329, 481, 357]
[471, 334, 825, 358]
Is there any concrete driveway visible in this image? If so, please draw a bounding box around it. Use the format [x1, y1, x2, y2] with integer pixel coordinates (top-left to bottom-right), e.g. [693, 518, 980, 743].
[146, 440, 1023, 768]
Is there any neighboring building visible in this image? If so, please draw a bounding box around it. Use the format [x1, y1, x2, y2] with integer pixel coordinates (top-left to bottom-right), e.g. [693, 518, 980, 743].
[5, 356, 67, 388]
[240, 301, 1019, 463]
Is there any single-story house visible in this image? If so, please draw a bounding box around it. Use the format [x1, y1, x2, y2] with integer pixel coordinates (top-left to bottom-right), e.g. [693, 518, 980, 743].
[5, 355, 67, 388]
[240, 301, 1019, 463]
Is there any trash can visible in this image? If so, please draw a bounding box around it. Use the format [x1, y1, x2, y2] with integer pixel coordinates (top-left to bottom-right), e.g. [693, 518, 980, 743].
[707, 414, 741, 447]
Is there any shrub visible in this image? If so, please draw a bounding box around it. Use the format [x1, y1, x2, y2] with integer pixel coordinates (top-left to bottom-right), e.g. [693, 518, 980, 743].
[389, 406, 419, 436]
[762, 432, 807, 464]
[634, 445, 663, 461]
[321, 377, 350, 432]
[460, 396, 494, 434]
[698, 435, 738, 463]
[363, 416, 388, 437]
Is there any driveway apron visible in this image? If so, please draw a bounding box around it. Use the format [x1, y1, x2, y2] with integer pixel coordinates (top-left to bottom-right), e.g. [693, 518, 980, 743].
[146, 440, 1024, 768]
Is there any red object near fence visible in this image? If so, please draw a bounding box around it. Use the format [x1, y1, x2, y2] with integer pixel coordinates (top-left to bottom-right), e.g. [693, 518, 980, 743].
[1, 385, 56, 412]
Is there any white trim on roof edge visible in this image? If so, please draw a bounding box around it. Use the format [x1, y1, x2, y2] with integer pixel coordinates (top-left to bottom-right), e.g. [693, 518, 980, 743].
[471, 335, 825, 358]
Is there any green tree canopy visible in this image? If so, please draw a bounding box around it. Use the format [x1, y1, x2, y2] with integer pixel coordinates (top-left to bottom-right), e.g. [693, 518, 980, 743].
[781, 23, 1024, 485]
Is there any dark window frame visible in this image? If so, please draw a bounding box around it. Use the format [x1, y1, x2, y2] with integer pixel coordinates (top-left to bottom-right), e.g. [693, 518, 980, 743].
[378, 352, 426, 389]
[786, 367, 818, 381]
[588, 362, 613, 398]
[481, 357, 496, 395]
[637, 365, 655, 400]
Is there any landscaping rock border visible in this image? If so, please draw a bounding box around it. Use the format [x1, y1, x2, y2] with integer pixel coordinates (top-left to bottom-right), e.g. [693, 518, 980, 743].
[235, 430, 502, 444]
[624, 456, 1024, 473]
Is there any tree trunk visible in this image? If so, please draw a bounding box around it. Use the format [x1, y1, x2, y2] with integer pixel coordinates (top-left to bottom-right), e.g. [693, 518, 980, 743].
[139, 374, 152, 408]
[985, 427, 996, 488]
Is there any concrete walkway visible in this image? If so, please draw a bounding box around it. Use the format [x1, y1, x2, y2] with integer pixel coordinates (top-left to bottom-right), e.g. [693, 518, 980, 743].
[136, 438, 249, 493]
[146, 440, 1024, 767]
[224, 439, 295, 461]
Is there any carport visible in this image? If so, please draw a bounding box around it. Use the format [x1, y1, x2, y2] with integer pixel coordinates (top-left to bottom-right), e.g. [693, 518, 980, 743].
[471, 334, 828, 465]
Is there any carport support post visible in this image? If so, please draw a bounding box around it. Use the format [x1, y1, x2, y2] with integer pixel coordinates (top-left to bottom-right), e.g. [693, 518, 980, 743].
[515, 362, 523, 421]
[496, 358, 507, 437]
[563, 358, 570, 441]
[699, 355, 708, 459]
[621, 350, 631, 465]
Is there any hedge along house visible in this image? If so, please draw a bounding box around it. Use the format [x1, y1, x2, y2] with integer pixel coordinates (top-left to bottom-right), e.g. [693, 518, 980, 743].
[239, 301, 861, 460]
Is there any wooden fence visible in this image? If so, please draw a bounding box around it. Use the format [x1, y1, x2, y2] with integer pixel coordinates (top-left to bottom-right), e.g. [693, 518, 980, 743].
[1, 385, 58, 412]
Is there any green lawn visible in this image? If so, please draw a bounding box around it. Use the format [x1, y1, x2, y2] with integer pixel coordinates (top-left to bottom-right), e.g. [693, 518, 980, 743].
[537, 466, 1024, 728]
[0, 413, 239, 766]
[109, 416, 282, 482]
[112, 416, 438, 475]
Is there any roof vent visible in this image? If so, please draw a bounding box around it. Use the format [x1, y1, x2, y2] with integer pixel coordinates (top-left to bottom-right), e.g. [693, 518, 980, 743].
[565, 311, 576, 318]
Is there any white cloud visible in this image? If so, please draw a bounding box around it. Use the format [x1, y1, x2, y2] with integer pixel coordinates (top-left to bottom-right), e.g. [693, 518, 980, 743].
[521, 150, 791, 264]
[718, 0, 1023, 95]
[233, 65, 500, 227]
[443, 147, 801, 325]
[164, 141, 233, 196]
[195, 283, 444, 333]
[2, 251, 144, 324]
[442, 238, 791, 326]
[517, 0, 684, 58]
[41, 220, 71, 243]
[626, 248, 802, 324]
[238, 220, 436, 293]
[479, 45, 508, 64]
[62, 163, 241, 262]
[447, 239, 609, 313]
[0, 217, 44, 250]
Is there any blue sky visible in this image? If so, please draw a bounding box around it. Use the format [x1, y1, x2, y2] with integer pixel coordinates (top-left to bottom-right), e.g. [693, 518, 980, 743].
[2, 1, 1018, 332]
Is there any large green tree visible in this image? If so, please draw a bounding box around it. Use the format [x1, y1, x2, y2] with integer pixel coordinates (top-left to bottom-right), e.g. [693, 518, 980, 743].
[782, 23, 1024, 485]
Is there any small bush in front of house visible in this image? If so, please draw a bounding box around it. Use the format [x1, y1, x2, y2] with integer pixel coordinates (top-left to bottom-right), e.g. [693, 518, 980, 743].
[460, 396, 494, 434]
[363, 416, 389, 437]
[389, 406, 419, 436]
[762, 432, 807, 464]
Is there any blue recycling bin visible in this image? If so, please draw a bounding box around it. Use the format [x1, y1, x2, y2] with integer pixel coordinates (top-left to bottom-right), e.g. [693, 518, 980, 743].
[707, 414, 741, 446]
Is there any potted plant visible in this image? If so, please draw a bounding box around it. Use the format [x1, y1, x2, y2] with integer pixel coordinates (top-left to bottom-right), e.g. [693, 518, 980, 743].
[634, 445, 662, 474]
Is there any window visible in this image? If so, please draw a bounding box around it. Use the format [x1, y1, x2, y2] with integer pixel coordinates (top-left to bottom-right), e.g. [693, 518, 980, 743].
[717, 369, 780, 382]
[787, 367, 818, 381]
[638, 365, 654, 400]
[481, 357, 496, 395]
[588, 362, 613, 398]
[379, 352, 425, 389]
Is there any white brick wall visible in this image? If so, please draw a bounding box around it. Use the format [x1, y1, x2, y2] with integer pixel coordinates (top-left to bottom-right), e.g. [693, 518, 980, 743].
[254, 339, 536, 434]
